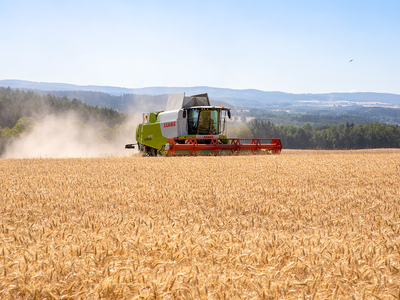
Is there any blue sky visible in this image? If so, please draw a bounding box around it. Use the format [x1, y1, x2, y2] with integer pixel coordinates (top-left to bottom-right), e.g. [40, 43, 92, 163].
[1, 0, 399, 94]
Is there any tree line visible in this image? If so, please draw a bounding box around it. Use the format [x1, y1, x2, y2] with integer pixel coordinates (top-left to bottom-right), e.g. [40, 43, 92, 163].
[0, 87, 126, 129]
[30, 89, 170, 114]
[0, 87, 129, 155]
[248, 119, 400, 149]
[233, 107, 400, 127]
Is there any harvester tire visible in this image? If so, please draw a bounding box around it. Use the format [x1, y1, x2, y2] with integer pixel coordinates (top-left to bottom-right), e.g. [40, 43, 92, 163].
[150, 148, 157, 157]
[142, 146, 157, 157]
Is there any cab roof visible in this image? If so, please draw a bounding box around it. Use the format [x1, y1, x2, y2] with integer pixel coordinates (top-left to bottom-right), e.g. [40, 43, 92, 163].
[185, 106, 230, 110]
[166, 93, 210, 110]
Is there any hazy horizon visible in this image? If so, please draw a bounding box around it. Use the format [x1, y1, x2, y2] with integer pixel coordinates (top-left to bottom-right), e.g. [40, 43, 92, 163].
[3, 79, 400, 97]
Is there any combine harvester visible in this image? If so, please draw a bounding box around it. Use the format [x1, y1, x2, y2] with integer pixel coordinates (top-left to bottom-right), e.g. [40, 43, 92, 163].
[125, 93, 282, 156]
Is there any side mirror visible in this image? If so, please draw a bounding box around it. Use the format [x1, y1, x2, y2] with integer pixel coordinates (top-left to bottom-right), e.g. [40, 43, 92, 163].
[227, 110, 231, 119]
[183, 110, 187, 118]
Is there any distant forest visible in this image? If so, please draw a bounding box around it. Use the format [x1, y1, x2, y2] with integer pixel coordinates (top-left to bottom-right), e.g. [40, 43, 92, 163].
[0, 87, 127, 155]
[31, 90, 170, 113]
[0, 87, 125, 129]
[227, 120, 400, 149]
[235, 107, 400, 127]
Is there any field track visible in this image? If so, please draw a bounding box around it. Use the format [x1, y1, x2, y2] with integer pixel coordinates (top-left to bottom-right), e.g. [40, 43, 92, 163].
[1, 150, 400, 299]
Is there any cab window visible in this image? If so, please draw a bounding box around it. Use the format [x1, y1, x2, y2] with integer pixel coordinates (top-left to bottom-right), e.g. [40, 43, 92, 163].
[197, 110, 219, 135]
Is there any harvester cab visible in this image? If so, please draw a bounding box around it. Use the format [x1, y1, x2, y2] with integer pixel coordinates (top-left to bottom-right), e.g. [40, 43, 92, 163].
[125, 92, 282, 156]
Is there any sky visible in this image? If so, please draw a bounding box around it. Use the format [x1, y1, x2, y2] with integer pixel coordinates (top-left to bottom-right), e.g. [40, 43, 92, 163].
[1, 0, 400, 94]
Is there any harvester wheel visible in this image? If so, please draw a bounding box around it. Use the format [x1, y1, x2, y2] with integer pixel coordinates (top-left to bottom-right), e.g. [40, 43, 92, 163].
[145, 147, 157, 157]
[167, 139, 176, 156]
[140, 145, 157, 157]
[141, 145, 147, 155]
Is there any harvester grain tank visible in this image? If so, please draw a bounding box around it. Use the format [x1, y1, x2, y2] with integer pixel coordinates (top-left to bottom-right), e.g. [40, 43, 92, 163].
[125, 93, 282, 156]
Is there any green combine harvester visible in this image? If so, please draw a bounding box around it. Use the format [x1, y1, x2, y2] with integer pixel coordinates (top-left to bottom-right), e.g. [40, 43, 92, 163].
[125, 93, 282, 156]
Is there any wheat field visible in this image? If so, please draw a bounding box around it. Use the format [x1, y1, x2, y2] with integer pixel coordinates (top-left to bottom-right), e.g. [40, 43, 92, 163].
[1, 150, 400, 299]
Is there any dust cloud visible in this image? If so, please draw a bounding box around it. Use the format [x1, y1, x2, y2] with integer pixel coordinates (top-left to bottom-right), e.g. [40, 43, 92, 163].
[2, 113, 143, 158]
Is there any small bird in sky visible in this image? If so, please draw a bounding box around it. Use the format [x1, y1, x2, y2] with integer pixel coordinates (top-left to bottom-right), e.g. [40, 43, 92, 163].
[349, 59, 353, 62]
